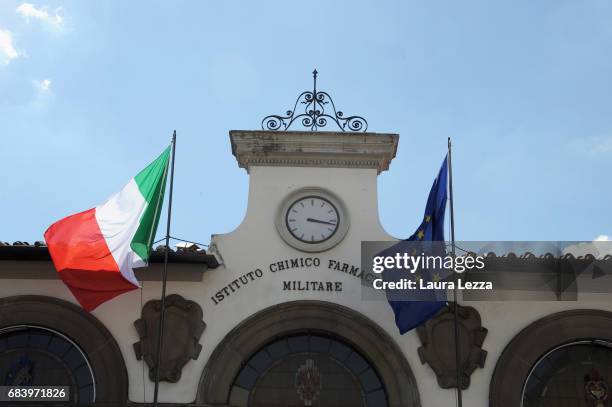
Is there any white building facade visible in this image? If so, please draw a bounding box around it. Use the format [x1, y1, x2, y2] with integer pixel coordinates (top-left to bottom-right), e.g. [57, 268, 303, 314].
[1, 129, 612, 407]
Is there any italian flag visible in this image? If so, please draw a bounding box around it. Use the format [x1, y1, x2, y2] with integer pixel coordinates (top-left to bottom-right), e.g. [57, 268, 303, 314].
[44, 146, 171, 311]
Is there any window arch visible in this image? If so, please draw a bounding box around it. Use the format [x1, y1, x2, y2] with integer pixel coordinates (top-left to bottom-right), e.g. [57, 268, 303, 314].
[490, 309, 612, 407]
[0, 296, 128, 406]
[521, 340, 612, 406]
[198, 301, 421, 407]
[229, 333, 388, 407]
[0, 325, 95, 405]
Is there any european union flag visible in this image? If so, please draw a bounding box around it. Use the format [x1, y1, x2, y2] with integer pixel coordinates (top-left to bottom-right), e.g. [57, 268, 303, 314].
[381, 155, 449, 334]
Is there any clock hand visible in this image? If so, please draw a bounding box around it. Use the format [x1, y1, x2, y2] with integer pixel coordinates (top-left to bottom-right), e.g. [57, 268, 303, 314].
[306, 218, 336, 225]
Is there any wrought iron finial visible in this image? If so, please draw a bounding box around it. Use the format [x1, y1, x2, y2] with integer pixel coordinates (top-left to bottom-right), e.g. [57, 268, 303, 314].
[261, 69, 368, 132]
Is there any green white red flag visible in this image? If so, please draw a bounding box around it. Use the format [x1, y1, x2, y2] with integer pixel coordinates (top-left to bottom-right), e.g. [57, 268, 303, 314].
[44, 146, 171, 311]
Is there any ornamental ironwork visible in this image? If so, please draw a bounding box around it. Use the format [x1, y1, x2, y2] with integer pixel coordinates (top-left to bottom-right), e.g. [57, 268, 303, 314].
[585, 369, 609, 407]
[295, 358, 322, 406]
[262, 69, 368, 132]
[5, 355, 34, 386]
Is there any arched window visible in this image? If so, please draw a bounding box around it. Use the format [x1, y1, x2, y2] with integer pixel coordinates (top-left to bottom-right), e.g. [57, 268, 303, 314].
[0, 326, 95, 405]
[198, 301, 421, 407]
[0, 296, 128, 406]
[522, 340, 612, 407]
[490, 310, 612, 407]
[229, 334, 387, 407]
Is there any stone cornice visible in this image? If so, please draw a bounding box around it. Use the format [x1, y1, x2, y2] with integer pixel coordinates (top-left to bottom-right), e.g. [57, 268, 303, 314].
[230, 130, 399, 174]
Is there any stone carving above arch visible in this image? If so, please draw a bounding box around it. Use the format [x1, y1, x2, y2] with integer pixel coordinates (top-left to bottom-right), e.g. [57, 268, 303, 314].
[490, 309, 612, 407]
[0, 295, 128, 406]
[133, 294, 206, 383]
[197, 300, 421, 407]
[417, 303, 488, 389]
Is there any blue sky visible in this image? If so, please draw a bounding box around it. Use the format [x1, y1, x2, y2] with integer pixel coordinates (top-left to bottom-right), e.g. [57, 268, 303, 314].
[1, 0, 611, 245]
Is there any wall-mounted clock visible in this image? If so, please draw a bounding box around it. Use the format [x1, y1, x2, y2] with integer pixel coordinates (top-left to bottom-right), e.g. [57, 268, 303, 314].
[276, 188, 349, 252]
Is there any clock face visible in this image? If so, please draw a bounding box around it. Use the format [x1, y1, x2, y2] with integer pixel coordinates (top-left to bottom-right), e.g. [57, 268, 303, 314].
[285, 196, 340, 243]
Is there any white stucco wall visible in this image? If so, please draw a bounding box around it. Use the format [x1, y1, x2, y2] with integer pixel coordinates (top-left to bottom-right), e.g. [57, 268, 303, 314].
[2, 161, 611, 406]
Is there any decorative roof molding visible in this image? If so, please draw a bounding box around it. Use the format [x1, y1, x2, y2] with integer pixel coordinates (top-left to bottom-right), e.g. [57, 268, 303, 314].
[0, 243, 219, 267]
[230, 130, 399, 174]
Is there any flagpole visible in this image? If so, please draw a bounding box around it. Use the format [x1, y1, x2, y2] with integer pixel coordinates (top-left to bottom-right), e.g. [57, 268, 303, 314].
[448, 137, 462, 407]
[153, 130, 176, 407]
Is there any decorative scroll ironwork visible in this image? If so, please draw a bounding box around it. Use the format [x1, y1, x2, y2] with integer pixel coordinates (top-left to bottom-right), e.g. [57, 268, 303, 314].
[262, 69, 368, 132]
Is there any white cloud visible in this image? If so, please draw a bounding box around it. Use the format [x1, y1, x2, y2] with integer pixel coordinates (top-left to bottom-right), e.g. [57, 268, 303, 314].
[0, 29, 23, 65]
[595, 235, 610, 241]
[16, 3, 64, 30]
[29, 78, 54, 109]
[33, 78, 51, 92]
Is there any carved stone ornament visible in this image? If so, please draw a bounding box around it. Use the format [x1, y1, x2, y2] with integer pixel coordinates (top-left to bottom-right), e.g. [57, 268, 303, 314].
[133, 294, 206, 383]
[417, 303, 488, 389]
[295, 359, 322, 406]
[585, 369, 609, 407]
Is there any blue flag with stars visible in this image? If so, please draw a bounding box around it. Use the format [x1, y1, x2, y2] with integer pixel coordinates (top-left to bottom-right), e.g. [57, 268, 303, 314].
[381, 155, 449, 334]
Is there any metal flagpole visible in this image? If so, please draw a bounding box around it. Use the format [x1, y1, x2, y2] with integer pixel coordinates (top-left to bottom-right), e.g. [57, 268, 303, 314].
[448, 137, 462, 407]
[153, 130, 176, 407]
